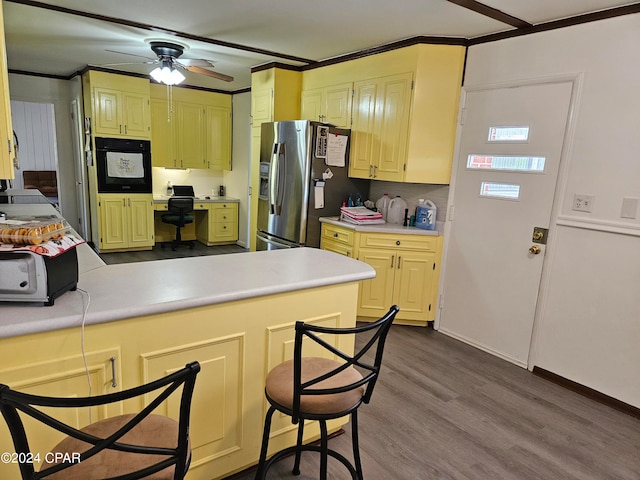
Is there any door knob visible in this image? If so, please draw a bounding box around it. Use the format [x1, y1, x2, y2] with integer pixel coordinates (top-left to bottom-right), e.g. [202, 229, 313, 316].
[529, 245, 542, 255]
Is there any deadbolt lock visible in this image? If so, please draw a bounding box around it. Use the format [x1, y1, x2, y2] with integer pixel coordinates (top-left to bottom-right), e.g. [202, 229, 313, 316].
[529, 245, 542, 255]
[532, 227, 549, 244]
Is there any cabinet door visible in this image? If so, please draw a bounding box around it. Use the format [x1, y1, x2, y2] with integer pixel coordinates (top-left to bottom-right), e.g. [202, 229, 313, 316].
[300, 88, 323, 122]
[375, 73, 412, 182]
[251, 89, 273, 126]
[177, 102, 205, 168]
[0, 348, 121, 479]
[93, 87, 122, 137]
[99, 194, 128, 250]
[357, 247, 395, 317]
[395, 250, 437, 320]
[349, 80, 378, 179]
[150, 97, 175, 167]
[206, 106, 231, 170]
[324, 83, 352, 129]
[128, 195, 154, 248]
[122, 91, 149, 139]
[0, 2, 14, 179]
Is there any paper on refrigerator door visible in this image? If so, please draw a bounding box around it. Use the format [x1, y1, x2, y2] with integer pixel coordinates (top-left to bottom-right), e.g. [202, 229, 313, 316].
[314, 181, 325, 209]
[326, 134, 348, 167]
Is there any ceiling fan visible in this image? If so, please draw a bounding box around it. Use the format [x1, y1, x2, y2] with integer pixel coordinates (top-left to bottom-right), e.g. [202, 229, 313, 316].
[104, 40, 234, 85]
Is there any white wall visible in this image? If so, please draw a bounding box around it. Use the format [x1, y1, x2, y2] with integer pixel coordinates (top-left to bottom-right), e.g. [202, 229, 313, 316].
[464, 14, 640, 407]
[226, 92, 251, 247]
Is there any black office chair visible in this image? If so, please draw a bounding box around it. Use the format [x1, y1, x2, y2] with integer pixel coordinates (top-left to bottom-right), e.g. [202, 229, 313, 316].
[255, 305, 400, 480]
[0, 361, 200, 480]
[161, 197, 195, 251]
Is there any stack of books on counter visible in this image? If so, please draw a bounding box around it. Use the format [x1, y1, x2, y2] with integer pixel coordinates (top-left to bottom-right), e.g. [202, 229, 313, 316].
[340, 206, 385, 225]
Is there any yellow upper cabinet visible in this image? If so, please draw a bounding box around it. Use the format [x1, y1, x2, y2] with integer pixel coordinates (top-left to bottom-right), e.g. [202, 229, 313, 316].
[86, 71, 151, 139]
[0, 2, 15, 179]
[150, 84, 232, 170]
[302, 44, 465, 184]
[301, 82, 353, 128]
[206, 105, 232, 170]
[350, 73, 413, 182]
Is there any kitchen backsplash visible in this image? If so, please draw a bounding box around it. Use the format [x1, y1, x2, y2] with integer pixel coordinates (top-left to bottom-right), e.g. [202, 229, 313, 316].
[152, 167, 225, 197]
[368, 181, 449, 222]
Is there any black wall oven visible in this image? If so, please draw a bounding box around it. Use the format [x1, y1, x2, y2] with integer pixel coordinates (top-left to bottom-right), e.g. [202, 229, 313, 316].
[95, 137, 152, 193]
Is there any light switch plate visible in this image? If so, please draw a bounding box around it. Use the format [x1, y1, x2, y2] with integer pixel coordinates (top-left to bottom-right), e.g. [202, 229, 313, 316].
[621, 197, 638, 219]
[573, 194, 594, 212]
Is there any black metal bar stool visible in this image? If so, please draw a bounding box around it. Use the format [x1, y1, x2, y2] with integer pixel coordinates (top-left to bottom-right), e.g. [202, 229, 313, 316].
[255, 305, 399, 480]
[0, 361, 200, 479]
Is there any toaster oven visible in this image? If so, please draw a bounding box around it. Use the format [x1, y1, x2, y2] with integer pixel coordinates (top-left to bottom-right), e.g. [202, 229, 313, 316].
[0, 247, 78, 306]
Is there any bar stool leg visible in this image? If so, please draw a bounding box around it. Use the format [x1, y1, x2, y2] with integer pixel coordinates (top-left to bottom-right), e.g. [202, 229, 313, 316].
[255, 406, 276, 480]
[292, 420, 305, 475]
[319, 419, 329, 480]
[351, 410, 363, 480]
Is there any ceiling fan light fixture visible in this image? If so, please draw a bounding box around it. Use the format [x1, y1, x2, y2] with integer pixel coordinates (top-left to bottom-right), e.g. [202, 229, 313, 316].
[150, 61, 185, 86]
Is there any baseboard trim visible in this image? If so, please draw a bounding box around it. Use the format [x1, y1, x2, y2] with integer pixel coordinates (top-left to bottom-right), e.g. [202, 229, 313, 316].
[532, 367, 640, 420]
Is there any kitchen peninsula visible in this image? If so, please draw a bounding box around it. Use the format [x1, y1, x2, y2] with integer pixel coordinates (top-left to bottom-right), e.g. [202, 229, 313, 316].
[0, 201, 374, 479]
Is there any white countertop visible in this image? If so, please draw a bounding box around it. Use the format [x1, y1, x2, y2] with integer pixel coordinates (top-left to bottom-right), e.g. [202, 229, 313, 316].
[320, 216, 442, 236]
[0, 248, 374, 339]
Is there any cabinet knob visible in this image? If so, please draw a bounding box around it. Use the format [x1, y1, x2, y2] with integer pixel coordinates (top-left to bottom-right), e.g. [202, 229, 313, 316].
[396, 240, 401, 246]
[333, 233, 338, 238]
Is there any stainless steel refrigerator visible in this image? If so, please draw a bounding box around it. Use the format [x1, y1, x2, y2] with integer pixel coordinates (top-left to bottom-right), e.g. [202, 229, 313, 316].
[256, 120, 368, 250]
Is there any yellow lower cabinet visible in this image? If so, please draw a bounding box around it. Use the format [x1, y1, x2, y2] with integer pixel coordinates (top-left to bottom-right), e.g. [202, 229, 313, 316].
[357, 233, 442, 326]
[320, 223, 442, 326]
[0, 347, 121, 479]
[196, 202, 238, 245]
[98, 194, 154, 252]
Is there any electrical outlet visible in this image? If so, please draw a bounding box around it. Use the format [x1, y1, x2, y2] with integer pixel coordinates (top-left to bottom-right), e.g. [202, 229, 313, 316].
[573, 194, 594, 212]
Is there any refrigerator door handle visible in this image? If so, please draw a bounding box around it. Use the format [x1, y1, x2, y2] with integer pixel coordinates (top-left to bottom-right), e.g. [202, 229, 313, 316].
[270, 142, 286, 215]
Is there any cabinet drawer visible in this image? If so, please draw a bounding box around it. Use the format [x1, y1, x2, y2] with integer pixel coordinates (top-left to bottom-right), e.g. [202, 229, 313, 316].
[322, 224, 354, 246]
[321, 239, 354, 258]
[214, 208, 237, 223]
[359, 233, 438, 251]
[214, 222, 237, 240]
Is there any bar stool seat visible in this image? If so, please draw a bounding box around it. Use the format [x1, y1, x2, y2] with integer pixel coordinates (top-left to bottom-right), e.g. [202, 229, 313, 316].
[43, 414, 188, 479]
[266, 358, 365, 415]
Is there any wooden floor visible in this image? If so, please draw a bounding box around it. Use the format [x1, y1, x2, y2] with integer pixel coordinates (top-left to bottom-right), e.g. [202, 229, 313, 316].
[98, 242, 248, 265]
[230, 324, 640, 480]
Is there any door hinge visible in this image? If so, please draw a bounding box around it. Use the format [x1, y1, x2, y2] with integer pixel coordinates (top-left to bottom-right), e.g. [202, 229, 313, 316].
[448, 205, 454, 221]
[439, 294, 444, 310]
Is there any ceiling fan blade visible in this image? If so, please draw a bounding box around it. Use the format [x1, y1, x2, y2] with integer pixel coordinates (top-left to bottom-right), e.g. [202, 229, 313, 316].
[179, 58, 214, 68]
[185, 65, 234, 82]
[105, 49, 156, 61]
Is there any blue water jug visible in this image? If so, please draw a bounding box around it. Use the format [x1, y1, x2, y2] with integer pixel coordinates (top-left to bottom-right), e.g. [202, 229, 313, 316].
[415, 200, 436, 230]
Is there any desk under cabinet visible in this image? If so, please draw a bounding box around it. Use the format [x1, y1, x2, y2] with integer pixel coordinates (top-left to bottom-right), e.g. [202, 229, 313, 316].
[153, 197, 239, 246]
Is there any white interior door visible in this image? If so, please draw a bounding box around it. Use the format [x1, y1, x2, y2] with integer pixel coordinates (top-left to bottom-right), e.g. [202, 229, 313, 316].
[439, 80, 573, 367]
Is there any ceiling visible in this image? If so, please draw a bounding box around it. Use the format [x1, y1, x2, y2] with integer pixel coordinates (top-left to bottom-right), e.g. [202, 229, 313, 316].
[4, 0, 639, 91]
